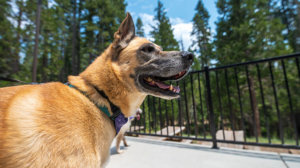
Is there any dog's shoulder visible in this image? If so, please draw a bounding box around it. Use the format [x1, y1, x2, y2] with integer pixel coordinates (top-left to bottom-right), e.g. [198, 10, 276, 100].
[0, 82, 114, 167]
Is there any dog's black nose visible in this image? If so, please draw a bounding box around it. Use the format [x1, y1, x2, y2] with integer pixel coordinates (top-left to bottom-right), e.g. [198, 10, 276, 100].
[181, 51, 194, 61]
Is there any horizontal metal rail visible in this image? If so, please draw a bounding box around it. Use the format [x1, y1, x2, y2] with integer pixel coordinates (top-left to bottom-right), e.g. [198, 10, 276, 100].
[190, 52, 300, 73]
[130, 53, 300, 150]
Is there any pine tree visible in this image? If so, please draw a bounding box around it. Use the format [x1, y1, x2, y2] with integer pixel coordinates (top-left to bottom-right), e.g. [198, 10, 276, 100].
[71, 0, 79, 75]
[38, 0, 72, 82]
[278, 0, 300, 52]
[215, 0, 290, 65]
[81, 0, 126, 65]
[214, 0, 291, 137]
[0, 0, 15, 78]
[136, 17, 145, 37]
[38, 1, 67, 82]
[94, 0, 126, 53]
[32, 0, 42, 82]
[11, 0, 25, 74]
[151, 0, 179, 51]
[191, 0, 212, 69]
[1, 0, 127, 84]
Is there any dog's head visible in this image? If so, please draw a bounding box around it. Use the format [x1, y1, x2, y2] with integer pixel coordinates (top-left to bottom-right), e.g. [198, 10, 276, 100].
[110, 13, 193, 100]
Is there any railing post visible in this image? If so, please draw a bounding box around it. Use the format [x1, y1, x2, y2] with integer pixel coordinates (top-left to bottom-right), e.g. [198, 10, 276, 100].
[204, 66, 218, 149]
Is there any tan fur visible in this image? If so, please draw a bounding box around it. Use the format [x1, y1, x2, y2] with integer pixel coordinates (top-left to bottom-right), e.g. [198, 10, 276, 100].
[0, 14, 150, 168]
[0, 83, 115, 167]
[80, 38, 149, 117]
[0, 39, 150, 167]
[0, 13, 192, 168]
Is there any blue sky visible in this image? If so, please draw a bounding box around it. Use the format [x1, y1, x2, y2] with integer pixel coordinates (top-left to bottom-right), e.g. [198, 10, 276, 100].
[125, 0, 219, 50]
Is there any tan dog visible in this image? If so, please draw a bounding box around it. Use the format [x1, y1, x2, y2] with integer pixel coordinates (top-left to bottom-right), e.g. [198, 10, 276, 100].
[0, 13, 193, 168]
[115, 108, 142, 154]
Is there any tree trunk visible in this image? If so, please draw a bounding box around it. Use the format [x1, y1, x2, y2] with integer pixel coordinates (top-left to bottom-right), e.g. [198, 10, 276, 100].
[249, 76, 261, 136]
[71, 0, 78, 75]
[86, 8, 94, 64]
[59, 31, 66, 82]
[32, 0, 42, 82]
[41, 33, 48, 82]
[76, 0, 82, 73]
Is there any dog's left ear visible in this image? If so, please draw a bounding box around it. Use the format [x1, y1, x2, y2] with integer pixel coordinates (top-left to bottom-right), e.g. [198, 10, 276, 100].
[113, 13, 135, 54]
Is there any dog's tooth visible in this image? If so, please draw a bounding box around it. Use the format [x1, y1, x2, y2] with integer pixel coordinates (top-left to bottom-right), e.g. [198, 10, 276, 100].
[169, 85, 173, 91]
[145, 77, 152, 82]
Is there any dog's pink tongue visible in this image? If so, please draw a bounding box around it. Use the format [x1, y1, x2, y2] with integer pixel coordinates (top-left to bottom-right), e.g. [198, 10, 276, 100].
[155, 81, 170, 89]
[155, 81, 180, 93]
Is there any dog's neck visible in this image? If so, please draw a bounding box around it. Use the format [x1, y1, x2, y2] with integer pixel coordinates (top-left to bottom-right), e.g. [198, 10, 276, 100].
[68, 47, 146, 117]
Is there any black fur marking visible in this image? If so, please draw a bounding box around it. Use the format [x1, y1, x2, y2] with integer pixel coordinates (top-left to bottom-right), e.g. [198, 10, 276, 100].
[129, 74, 135, 79]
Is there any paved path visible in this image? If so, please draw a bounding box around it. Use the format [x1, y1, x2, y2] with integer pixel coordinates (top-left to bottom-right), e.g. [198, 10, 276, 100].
[107, 137, 300, 168]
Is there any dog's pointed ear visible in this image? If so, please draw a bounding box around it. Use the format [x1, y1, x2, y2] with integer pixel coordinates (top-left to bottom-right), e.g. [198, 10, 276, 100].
[113, 13, 135, 51]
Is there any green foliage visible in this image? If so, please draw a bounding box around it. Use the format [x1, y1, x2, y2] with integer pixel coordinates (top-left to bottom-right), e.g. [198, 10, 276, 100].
[209, 0, 296, 141]
[1, 0, 299, 145]
[136, 17, 145, 37]
[191, 0, 213, 69]
[80, 0, 126, 69]
[214, 0, 291, 65]
[0, 0, 15, 77]
[276, 0, 300, 52]
[131, 0, 299, 144]
[0, 0, 126, 84]
[150, 0, 179, 51]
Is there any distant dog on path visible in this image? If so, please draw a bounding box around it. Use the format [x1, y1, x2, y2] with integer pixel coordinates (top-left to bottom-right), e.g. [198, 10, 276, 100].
[115, 108, 142, 154]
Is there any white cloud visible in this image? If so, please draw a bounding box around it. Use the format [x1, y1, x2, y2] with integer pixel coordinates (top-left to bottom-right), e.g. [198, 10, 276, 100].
[172, 21, 195, 50]
[170, 17, 184, 25]
[138, 13, 156, 41]
[138, 13, 195, 50]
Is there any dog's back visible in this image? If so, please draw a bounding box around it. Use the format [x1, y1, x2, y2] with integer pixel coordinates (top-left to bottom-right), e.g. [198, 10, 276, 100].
[0, 85, 34, 128]
[0, 83, 115, 168]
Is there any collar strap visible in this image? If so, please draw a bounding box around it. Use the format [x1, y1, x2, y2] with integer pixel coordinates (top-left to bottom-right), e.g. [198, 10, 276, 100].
[66, 83, 128, 134]
[93, 87, 122, 121]
[66, 83, 111, 118]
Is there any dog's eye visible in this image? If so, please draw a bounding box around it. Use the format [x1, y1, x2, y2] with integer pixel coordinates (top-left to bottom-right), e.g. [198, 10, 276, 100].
[142, 46, 155, 53]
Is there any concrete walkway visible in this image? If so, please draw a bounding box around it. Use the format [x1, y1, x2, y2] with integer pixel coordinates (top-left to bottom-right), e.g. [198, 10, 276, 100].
[107, 136, 300, 168]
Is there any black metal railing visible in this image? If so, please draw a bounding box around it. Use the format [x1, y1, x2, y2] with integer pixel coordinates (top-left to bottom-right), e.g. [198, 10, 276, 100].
[129, 53, 300, 149]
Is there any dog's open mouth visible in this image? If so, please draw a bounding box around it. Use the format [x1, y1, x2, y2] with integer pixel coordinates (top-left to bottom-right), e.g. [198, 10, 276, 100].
[138, 70, 187, 96]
